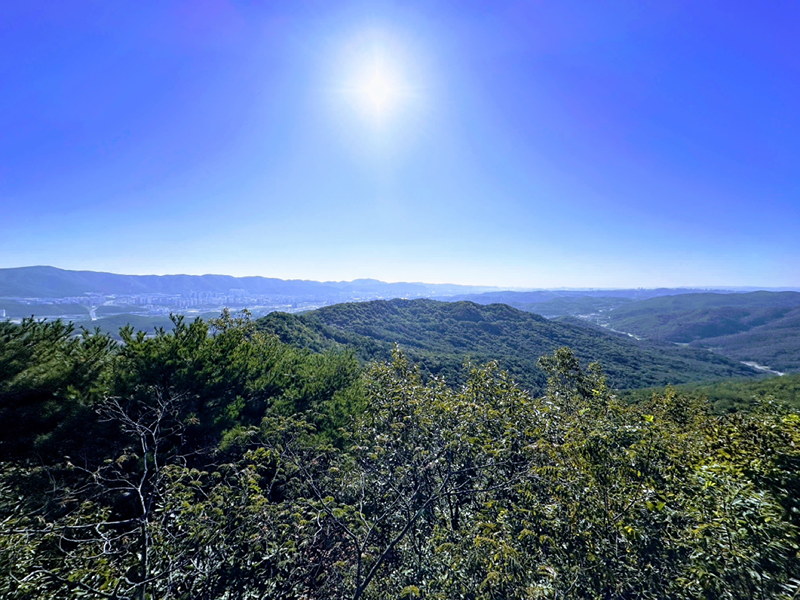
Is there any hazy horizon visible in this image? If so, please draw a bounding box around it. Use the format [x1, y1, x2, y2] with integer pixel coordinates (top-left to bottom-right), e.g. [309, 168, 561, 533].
[2, 2, 798, 288]
[1, 263, 797, 290]
[2, 265, 799, 293]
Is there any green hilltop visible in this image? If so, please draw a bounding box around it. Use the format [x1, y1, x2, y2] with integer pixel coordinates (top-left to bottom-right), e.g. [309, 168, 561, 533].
[257, 298, 758, 394]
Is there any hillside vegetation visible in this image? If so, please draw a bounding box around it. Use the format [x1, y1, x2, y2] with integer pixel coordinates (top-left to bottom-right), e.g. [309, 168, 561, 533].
[2, 314, 799, 599]
[599, 292, 800, 371]
[622, 373, 800, 413]
[91, 313, 183, 339]
[465, 294, 634, 318]
[689, 310, 800, 372]
[257, 299, 758, 393]
[443, 289, 733, 318]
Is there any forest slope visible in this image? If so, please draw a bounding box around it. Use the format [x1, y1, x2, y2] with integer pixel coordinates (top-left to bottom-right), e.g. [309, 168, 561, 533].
[620, 373, 800, 413]
[600, 292, 800, 371]
[257, 299, 757, 393]
[442, 289, 724, 318]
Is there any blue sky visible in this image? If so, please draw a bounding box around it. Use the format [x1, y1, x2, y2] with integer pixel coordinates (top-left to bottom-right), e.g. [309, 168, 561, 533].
[1, 1, 798, 287]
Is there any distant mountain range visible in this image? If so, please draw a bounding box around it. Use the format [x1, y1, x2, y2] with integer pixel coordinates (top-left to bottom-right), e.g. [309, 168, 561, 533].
[432, 289, 786, 318]
[3, 266, 798, 378]
[0, 266, 496, 299]
[5, 266, 791, 302]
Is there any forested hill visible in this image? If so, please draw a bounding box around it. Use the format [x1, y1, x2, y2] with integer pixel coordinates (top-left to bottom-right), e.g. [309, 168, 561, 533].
[257, 299, 758, 393]
[601, 291, 800, 372]
[620, 372, 800, 413]
[607, 291, 800, 321]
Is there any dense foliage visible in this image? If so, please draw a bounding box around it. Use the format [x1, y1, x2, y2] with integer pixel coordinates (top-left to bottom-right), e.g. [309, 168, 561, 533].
[622, 373, 800, 414]
[0, 318, 115, 459]
[257, 299, 757, 394]
[2, 314, 799, 599]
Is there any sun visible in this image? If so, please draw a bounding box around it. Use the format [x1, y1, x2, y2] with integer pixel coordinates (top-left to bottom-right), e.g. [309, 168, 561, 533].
[362, 69, 396, 114]
[348, 56, 409, 122]
[334, 34, 418, 126]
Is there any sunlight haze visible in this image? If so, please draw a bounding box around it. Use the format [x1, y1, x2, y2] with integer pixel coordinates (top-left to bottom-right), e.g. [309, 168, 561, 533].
[1, 1, 798, 288]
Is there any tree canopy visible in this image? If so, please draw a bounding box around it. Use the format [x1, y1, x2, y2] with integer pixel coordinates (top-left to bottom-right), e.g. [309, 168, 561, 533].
[1, 314, 798, 599]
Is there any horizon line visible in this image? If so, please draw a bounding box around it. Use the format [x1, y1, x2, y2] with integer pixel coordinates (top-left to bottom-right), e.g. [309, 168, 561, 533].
[1, 265, 798, 293]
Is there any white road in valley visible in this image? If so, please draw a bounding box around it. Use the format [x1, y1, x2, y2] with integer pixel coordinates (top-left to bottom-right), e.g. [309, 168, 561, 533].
[741, 361, 785, 377]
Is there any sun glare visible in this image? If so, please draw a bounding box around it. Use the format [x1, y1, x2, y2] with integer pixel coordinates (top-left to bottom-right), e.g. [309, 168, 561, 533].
[334, 34, 421, 128]
[362, 69, 396, 114]
[344, 50, 412, 123]
[352, 61, 406, 122]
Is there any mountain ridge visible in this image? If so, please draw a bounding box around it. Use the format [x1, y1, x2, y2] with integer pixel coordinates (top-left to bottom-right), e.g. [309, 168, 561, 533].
[0, 266, 495, 298]
[257, 298, 759, 394]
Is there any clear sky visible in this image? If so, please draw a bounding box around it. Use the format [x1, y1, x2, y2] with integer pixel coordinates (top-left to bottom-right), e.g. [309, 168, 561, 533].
[1, 1, 798, 287]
